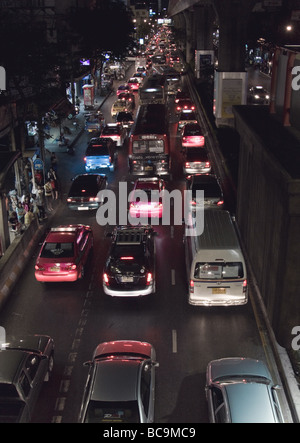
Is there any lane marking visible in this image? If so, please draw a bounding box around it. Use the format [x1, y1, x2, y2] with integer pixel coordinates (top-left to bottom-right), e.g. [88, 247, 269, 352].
[172, 329, 177, 353]
[171, 269, 176, 285]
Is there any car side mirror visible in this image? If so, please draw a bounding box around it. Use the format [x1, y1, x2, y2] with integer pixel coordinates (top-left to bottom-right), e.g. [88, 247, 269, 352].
[83, 361, 92, 367]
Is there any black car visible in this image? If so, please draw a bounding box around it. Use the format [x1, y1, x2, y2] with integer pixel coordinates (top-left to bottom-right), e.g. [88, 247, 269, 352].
[186, 173, 224, 210]
[67, 173, 107, 211]
[103, 225, 156, 297]
[115, 111, 135, 131]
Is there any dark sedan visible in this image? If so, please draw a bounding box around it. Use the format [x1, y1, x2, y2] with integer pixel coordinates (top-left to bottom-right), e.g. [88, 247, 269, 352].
[67, 174, 107, 211]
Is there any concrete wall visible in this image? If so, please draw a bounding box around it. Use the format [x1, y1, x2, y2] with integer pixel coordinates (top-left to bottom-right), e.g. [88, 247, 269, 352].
[233, 105, 300, 348]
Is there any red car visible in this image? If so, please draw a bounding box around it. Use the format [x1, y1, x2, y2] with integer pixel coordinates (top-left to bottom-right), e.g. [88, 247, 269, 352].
[35, 225, 93, 282]
[129, 177, 165, 219]
[127, 77, 140, 91]
[116, 84, 130, 96]
[181, 123, 205, 148]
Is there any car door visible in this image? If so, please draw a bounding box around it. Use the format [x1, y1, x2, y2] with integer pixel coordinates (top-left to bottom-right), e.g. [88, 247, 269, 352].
[22, 354, 45, 414]
[139, 360, 155, 423]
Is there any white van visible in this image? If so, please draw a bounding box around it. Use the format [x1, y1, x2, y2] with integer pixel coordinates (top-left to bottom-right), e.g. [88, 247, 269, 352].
[184, 210, 248, 306]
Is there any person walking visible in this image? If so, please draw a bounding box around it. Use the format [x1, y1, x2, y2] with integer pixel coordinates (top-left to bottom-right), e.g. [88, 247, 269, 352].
[36, 185, 47, 220]
[44, 179, 53, 211]
[50, 152, 58, 172]
[47, 167, 59, 200]
[24, 207, 35, 229]
[16, 201, 25, 225]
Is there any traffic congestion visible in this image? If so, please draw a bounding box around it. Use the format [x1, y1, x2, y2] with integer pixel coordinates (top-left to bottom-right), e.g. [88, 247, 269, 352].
[0, 26, 291, 424]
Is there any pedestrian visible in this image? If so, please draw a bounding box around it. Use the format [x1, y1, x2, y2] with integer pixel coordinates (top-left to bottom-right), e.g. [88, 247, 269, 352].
[22, 195, 30, 213]
[8, 211, 21, 235]
[24, 207, 35, 228]
[16, 201, 25, 225]
[47, 167, 59, 199]
[50, 152, 58, 172]
[44, 179, 53, 211]
[36, 186, 47, 220]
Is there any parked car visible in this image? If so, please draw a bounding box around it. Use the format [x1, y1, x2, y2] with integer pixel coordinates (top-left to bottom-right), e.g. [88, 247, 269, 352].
[129, 177, 165, 219]
[84, 137, 117, 172]
[205, 357, 284, 423]
[35, 224, 93, 282]
[181, 123, 205, 148]
[186, 174, 224, 210]
[79, 340, 159, 423]
[103, 225, 156, 297]
[0, 334, 54, 423]
[100, 123, 126, 147]
[67, 173, 108, 210]
[84, 112, 105, 133]
[182, 147, 211, 175]
[178, 110, 198, 131]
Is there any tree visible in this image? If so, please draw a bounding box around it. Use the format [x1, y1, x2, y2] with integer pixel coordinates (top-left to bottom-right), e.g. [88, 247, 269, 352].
[69, 0, 135, 90]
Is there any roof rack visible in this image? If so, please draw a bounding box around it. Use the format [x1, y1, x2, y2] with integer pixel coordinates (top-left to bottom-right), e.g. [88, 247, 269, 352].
[114, 225, 152, 245]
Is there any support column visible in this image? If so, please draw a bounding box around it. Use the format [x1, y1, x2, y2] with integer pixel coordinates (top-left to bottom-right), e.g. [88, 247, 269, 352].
[213, 0, 255, 126]
[183, 10, 194, 65]
[194, 5, 215, 79]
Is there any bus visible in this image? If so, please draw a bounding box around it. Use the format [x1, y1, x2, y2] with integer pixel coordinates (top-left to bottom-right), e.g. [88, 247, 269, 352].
[128, 103, 170, 176]
[139, 74, 167, 105]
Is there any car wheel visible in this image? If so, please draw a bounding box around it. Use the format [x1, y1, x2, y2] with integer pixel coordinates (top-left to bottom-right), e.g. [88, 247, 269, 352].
[44, 352, 54, 382]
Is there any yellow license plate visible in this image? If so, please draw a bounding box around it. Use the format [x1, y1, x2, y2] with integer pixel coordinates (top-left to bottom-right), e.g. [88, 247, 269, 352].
[51, 266, 60, 272]
[212, 288, 226, 294]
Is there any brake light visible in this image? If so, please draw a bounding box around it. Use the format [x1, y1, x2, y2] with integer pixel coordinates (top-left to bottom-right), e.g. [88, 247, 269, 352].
[189, 280, 194, 293]
[243, 279, 247, 292]
[120, 256, 134, 260]
[185, 162, 190, 167]
[146, 272, 153, 285]
[35, 264, 44, 271]
[217, 200, 224, 206]
[67, 198, 72, 202]
[205, 162, 210, 168]
[103, 273, 109, 285]
[84, 157, 86, 161]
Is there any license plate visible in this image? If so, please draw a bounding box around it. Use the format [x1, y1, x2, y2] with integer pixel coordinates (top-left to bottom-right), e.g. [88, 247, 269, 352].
[121, 276, 134, 283]
[78, 207, 89, 210]
[212, 288, 226, 294]
[50, 266, 60, 272]
[145, 166, 153, 171]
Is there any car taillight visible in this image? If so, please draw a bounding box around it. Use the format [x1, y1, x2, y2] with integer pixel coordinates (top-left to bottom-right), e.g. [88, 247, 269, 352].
[103, 273, 109, 285]
[67, 198, 72, 202]
[217, 200, 224, 206]
[189, 280, 194, 293]
[182, 136, 187, 142]
[185, 162, 190, 167]
[120, 256, 134, 260]
[67, 264, 77, 270]
[205, 162, 210, 168]
[243, 279, 247, 292]
[35, 264, 44, 271]
[84, 157, 86, 161]
[146, 272, 153, 285]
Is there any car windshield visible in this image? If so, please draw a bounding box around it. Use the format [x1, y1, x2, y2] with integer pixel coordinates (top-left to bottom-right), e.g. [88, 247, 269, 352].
[84, 400, 140, 423]
[40, 242, 74, 258]
[194, 262, 244, 279]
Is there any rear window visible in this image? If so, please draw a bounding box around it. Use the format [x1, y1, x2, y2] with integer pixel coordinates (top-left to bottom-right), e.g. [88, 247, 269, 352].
[192, 182, 221, 197]
[194, 262, 244, 279]
[102, 127, 118, 135]
[41, 242, 74, 258]
[70, 177, 99, 194]
[86, 146, 109, 156]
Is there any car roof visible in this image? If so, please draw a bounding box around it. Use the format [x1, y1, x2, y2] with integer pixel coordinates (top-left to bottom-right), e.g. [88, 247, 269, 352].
[183, 123, 202, 132]
[92, 359, 141, 402]
[224, 382, 278, 423]
[189, 174, 218, 184]
[185, 149, 209, 160]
